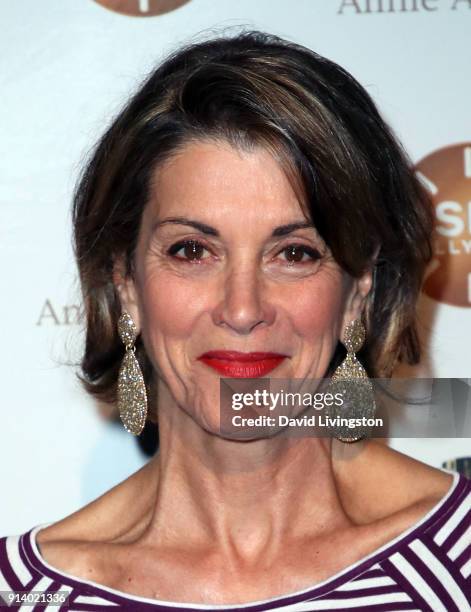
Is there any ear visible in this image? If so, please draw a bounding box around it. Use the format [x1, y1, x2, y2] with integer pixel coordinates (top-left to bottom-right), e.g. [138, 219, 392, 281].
[339, 247, 379, 342]
[112, 256, 141, 332]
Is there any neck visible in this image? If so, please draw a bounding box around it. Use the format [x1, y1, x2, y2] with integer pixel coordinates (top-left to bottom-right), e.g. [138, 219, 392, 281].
[131, 390, 360, 565]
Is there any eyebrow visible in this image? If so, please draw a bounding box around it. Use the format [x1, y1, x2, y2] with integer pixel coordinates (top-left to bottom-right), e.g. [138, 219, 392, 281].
[152, 217, 315, 237]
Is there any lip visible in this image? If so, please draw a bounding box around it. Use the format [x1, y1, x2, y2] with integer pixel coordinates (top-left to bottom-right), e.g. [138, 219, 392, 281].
[197, 351, 288, 378]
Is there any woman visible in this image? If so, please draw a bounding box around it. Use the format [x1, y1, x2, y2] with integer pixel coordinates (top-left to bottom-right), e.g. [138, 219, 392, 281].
[1, 30, 470, 610]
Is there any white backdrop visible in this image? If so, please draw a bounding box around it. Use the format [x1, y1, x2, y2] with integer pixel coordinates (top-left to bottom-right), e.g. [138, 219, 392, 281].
[1, 0, 470, 535]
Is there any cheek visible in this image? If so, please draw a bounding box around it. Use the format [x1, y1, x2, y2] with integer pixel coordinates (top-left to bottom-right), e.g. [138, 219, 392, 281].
[287, 272, 346, 341]
[285, 273, 346, 379]
[139, 270, 208, 341]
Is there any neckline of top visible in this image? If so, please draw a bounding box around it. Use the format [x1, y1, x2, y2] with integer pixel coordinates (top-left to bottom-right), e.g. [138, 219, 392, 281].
[24, 469, 465, 610]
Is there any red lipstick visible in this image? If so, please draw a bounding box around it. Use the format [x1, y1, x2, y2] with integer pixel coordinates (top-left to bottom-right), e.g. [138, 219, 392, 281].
[197, 351, 287, 377]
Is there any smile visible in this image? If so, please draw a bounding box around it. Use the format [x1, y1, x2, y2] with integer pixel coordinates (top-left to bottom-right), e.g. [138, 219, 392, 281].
[197, 351, 287, 378]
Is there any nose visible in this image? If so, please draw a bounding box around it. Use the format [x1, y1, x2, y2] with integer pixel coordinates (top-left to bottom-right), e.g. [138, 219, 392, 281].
[212, 264, 276, 335]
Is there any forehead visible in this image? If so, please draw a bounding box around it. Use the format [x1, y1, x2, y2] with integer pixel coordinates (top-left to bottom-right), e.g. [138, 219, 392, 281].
[146, 139, 310, 225]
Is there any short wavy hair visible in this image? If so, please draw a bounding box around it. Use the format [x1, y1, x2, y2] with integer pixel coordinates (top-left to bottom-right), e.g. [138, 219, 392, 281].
[72, 30, 434, 425]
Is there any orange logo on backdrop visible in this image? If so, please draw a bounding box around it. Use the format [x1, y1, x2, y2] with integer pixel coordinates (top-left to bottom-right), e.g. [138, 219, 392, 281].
[93, 0, 191, 16]
[416, 143, 471, 307]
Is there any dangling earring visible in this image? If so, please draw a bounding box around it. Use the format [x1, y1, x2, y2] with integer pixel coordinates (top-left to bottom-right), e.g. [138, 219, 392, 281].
[327, 317, 376, 443]
[117, 311, 148, 435]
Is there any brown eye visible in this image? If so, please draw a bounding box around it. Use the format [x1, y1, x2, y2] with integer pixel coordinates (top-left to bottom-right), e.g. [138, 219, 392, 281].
[281, 245, 321, 264]
[168, 240, 208, 261]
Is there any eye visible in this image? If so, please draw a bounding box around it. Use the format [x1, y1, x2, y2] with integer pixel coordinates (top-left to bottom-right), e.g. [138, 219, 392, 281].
[278, 244, 322, 264]
[167, 240, 210, 262]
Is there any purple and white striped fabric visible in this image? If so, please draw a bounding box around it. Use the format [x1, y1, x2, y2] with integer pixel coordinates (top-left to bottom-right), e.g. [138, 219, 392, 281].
[1, 470, 470, 611]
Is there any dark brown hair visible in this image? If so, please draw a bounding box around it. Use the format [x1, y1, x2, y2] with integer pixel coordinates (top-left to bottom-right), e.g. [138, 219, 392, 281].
[72, 30, 434, 425]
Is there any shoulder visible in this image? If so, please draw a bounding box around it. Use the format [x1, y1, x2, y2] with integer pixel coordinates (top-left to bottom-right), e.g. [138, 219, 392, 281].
[0, 527, 49, 591]
[0, 528, 128, 608]
[35, 459, 156, 577]
[385, 470, 471, 603]
[38, 459, 155, 544]
[421, 469, 471, 546]
[333, 439, 463, 525]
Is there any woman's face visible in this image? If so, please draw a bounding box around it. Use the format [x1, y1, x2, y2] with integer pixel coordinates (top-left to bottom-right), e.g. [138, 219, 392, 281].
[117, 140, 372, 433]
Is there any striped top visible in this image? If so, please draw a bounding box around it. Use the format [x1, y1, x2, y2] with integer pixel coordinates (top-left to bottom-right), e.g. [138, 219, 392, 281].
[1, 470, 470, 611]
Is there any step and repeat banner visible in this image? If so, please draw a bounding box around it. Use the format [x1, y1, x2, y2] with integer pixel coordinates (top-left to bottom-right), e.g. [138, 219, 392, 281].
[1, 0, 470, 534]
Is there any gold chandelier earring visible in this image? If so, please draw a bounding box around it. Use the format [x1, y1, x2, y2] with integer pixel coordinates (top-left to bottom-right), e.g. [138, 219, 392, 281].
[117, 311, 148, 436]
[327, 317, 376, 443]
